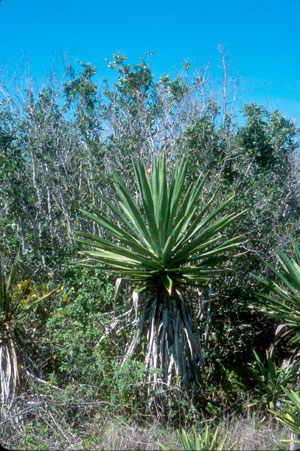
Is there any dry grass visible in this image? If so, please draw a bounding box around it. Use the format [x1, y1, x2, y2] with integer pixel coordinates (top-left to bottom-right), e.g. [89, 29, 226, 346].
[1, 393, 293, 450]
[217, 417, 290, 450]
[97, 417, 291, 450]
[99, 419, 164, 450]
[72, 416, 292, 450]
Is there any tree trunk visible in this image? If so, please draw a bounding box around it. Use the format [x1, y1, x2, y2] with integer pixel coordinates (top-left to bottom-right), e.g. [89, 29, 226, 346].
[122, 291, 205, 408]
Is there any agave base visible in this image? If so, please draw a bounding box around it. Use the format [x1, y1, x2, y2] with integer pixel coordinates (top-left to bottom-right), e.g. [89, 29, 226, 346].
[122, 290, 205, 409]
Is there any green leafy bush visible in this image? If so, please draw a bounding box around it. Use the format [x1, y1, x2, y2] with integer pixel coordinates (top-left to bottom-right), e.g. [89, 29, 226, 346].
[46, 265, 115, 383]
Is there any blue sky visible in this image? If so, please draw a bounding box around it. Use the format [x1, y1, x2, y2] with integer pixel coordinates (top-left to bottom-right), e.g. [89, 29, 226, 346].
[0, 0, 299, 123]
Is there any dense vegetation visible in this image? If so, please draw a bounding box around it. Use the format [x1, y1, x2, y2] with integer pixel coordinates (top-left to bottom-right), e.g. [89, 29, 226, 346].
[0, 53, 300, 449]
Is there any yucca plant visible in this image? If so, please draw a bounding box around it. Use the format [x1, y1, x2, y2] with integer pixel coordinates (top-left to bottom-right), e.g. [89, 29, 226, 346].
[0, 252, 56, 406]
[159, 424, 237, 450]
[238, 350, 300, 412]
[76, 155, 243, 397]
[252, 238, 300, 350]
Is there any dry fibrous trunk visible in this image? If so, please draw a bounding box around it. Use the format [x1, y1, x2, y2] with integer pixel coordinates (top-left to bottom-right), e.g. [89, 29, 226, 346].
[122, 291, 204, 406]
[0, 333, 20, 408]
[0, 328, 45, 411]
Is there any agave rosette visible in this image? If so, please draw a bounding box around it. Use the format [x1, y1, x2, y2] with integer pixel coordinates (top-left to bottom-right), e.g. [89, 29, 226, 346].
[76, 156, 243, 294]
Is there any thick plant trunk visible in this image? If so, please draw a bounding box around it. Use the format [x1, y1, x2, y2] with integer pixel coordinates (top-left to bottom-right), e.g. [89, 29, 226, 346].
[122, 291, 205, 406]
[0, 334, 19, 408]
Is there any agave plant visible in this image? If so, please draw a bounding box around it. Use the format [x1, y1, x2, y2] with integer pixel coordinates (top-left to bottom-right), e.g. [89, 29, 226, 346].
[0, 253, 56, 407]
[252, 238, 300, 350]
[76, 155, 243, 396]
[159, 424, 237, 450]
[238, 350, 300, 412]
